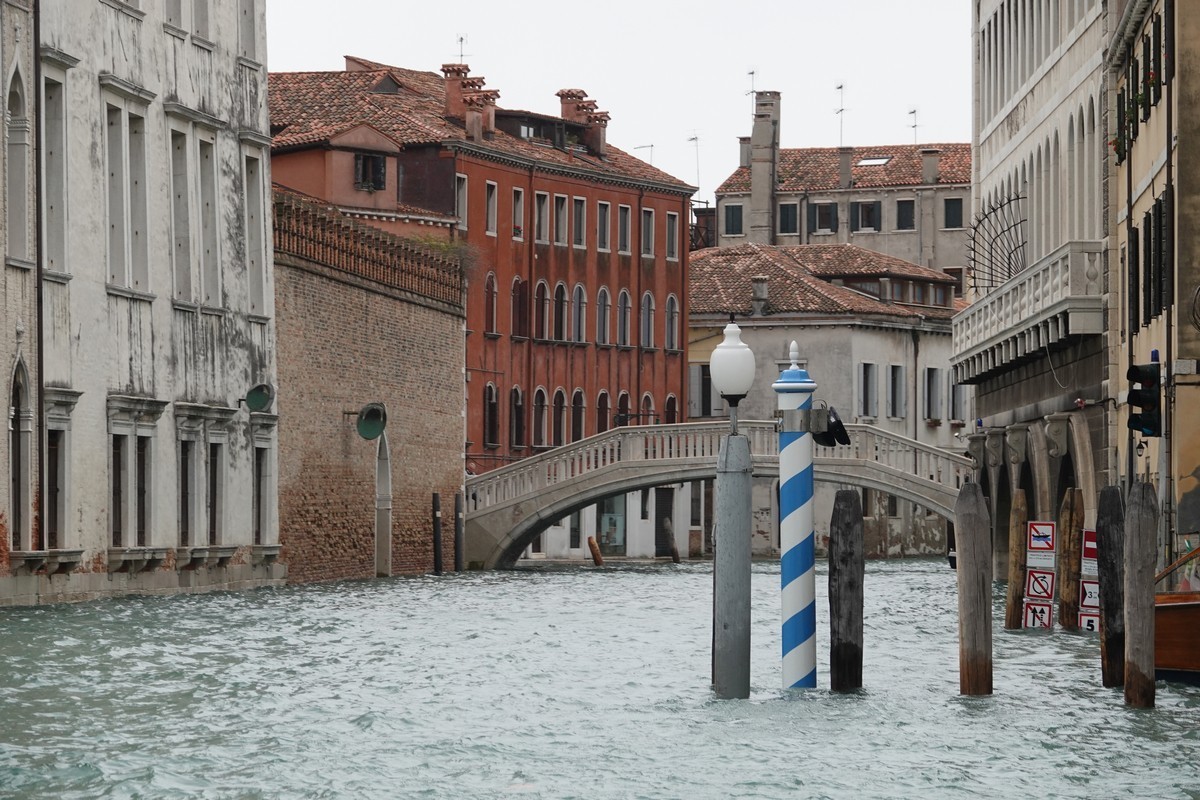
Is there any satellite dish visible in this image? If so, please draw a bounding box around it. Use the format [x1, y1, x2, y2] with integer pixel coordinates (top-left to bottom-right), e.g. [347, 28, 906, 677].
[356, 403, 387, 440]
[244, 383, 276, 413]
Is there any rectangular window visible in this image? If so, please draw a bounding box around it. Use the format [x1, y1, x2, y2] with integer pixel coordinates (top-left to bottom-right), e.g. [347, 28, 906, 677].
[44, 77, 67, 274]
[924, 368, 943, 420]
[179, 439, 194, 546]
[887, 365, 905, 418]
[111, 434, 126, 546]
[354, 153, 386, 191]
[245, 153, 265, 313]
[858, 363, 878, 418]
[534, 191, 548, 242]
[951, 383, 967, 422]
[135, 436, 150, 547]
[572, 196, 586, 247]
[46, 429, 65, 550]
[199, 137, 219, 305]
[944, 198, 964, 229]
[618, 205, 631, 253]
[569, 511, 582, 550]
[253, 445, 268, 546]
[896, 199, 915, 231]
[193, 0, 210, 39]
[641, 208, 654, 256]
[111, 433, 150, 547]
[105, 106, 127, 286]
[166, 0, 182, 26]
[207, 442, 223, 545]
[813, 202, 837, 232]
[944, 267, 965, 298]
[238, 0, 257, 61]
[455, 174, 468, 229]
[778, 202, 798, 235]
[724, 203, 743, 236]
[485, 181, 497, 235]
[554, 194, 568, 245]
[850, 201, 881, 232]
[597, 201, 611, 251]
[170, 130, 192, 301]
[512, 188, 524, 239]
[666, 212, 679, 260]
[128, 112, 148, 291]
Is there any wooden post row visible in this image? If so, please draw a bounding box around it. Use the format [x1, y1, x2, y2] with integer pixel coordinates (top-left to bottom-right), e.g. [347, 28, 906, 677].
[1004, 488, 1028, 630]
[955, 482, 993, 696]
[1124, 481, 1158, 708]
[1057, 488, 1083, 632]
[829, 489, 864, 692]
[1096, 486, 1125, 688]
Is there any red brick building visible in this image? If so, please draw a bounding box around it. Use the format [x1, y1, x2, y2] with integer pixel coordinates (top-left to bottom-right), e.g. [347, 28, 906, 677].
[273, 188, 465, 581]
[270, 58, 694, 478]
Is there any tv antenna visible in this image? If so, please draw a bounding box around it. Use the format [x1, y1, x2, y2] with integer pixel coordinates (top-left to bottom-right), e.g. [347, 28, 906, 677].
[634, 144, 654, 165]
[909, 109, 919, 144]
[455, 34, 471, 63]
[747, 69, 756, 112]
[688, 133, 701, 191]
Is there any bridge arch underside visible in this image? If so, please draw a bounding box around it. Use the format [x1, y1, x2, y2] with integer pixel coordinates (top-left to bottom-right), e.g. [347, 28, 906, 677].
[471, 459, 957, 570]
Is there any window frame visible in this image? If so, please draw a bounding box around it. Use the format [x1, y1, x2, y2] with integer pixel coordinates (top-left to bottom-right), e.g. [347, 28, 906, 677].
[640, 208, 655, 257]
[572, 196, 586, 248]
[724, 203, 744, 236]
[597, 201, 611, 252]
[617, 204, 631, 254]
[484, 180, 497, 236]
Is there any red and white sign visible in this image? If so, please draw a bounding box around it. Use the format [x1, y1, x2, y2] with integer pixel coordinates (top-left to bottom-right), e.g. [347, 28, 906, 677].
[1079, 612, 1100, 633]
[1080, 579, 1100, 609]
[1025, 569, 1056, 601]
[1024, 600, 1053, 629]
[1028, 521, 1056, 551]
[1081, 529, 1099, 576]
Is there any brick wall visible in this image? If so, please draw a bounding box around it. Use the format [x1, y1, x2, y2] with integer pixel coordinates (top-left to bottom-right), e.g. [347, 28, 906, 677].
[274, 190, 466, 583]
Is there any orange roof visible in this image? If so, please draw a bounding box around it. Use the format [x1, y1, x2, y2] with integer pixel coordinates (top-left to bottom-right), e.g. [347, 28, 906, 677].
[717, 142, 971, 194]
[270, 58, 693, 192]
[690, 243, 957, 320]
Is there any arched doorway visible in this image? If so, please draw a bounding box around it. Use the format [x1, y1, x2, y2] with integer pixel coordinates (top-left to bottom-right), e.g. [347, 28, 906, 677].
[375, 433, 392, 577]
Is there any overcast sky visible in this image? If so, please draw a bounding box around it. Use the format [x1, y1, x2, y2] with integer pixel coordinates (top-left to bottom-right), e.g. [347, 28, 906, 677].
[266, 1, 972, 206]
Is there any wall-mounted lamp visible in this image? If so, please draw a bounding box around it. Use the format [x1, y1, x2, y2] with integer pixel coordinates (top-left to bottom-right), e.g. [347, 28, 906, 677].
[1136, 440, 1147, 457]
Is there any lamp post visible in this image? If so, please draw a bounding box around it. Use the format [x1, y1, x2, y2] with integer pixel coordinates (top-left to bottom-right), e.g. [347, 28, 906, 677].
[772, 341, 818, 688]
[709, 318, 755, 699]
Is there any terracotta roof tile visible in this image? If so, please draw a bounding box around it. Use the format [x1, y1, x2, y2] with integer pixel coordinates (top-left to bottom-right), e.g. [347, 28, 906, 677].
[689, 243, 957, 320]
[716, 143, 971, 195]
[270, 59, 692, 191]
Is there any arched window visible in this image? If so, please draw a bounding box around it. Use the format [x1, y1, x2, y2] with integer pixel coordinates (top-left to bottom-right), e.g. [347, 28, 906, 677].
[640, 292, 655, 348]
[7, 71, 29, 262]
[596, 391, 611, 434]
[641, 393, 656, 424]
[552, 389, 567, 447]
[509, 387, 526, 448]
[532, 388, 548, 447]
[571, 389, 586, 441]
[664, 295, 679, 351]
[511, 277, 529, 338]
[572, 284, 587, 343]
[665, 395, 678, 424]
[616, 290, 631, 346]
[483, 383, 499, 447]
[553, 283, 569, 341]
[534, 281, 550, 340]
[616, 392, 631, 426]
[596, 287, 611, 344]
[484, 272, 497, 333]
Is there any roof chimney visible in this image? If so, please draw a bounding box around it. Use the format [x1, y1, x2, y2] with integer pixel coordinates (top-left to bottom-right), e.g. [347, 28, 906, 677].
[838, 146, 853, 189]
[557, 88, 588, 122]
[441, 64, 470, 119]
[749, 91, 781, 244]
[920, 147, 942, 184]
[463, 89, 499, 141]
[751, 275, 769, 315]
[557, 89, 608, 157]
[739, 136, 751, 168]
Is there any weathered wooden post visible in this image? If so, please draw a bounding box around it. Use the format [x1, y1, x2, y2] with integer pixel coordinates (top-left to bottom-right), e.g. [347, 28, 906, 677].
[1003, 488, 1028, 629]
[1057, 488, 1083, 631]
[432, 492, 444, 576]
[955, 482, 993, 695]
[1097, 486, 1126, 687]
[587, 536, 604, 566]
[829, 489, 864, 692]
[454, 492, 465, 572]
[1124, 481, 1158, 707]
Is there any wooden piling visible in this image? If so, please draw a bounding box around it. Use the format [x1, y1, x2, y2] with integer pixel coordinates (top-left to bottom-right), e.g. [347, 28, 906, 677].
[454, 492, 465, 572]
[829, 489, 864, 692]
[1004, 489, 1028, 629]
[1096, 486, 1126, 687]
[955, 482, 993, 696]
[587, 536, 604, 566]
[432, 493, 443, 576]
[1057, 489, 1083, 632]
[1124, 481, 1158, 708]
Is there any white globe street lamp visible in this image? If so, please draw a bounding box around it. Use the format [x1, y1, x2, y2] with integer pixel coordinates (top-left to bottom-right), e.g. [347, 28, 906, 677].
[709, 318, 756, 435]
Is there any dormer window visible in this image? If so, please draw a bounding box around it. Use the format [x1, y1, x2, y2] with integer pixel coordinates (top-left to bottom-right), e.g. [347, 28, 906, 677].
[354, 153, 386, 192]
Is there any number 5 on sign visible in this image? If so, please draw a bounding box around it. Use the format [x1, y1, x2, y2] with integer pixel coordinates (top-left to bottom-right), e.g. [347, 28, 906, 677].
[1079, 612, 1100, 632]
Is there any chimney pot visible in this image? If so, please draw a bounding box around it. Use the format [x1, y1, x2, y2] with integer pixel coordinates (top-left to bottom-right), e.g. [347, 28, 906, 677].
[751, 275, 769, 314]
[920, 147, 942, 184]
[839, 147, 853, 189]
[739, 137, 751, 168]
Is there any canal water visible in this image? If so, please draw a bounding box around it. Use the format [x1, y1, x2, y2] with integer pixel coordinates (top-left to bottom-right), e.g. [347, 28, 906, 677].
[1, 560, 1197, 799]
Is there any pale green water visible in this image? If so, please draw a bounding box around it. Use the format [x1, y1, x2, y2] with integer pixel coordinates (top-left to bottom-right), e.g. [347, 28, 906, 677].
[1, 560, 1197, 799]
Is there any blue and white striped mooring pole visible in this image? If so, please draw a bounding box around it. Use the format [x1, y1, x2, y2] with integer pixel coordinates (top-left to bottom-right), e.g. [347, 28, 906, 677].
[773, 341, 818, 688]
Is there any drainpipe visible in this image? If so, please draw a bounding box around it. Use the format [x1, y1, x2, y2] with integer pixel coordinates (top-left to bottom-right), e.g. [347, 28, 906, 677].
[33, 0, 46, 547]
[1163, 43, 1175, 560]
[1124, 41, 1135, 498]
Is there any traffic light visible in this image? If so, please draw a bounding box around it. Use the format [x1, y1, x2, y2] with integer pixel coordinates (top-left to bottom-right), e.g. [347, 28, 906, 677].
[812, 406, 851, 447]
[1127, 362, 1161, 437]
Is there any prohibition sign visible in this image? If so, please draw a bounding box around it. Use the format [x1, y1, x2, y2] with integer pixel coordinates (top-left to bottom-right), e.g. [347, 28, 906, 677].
[1025, 569, 1055, 600]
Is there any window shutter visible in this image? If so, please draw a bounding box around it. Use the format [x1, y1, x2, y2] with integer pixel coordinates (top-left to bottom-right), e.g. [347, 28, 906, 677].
[830, 204, 839, 233]
[1142, 210, 1153, 323]
[1128, 227, 1140, 330]
[857, 365, 865, 416]
[1152, 198, 1164, 317]
[873, 201, 882, 231]
[850, 202, 860, 232]
[806, 203, 816, 236]
[1164, 186, 1175, 308]
[898, 366, 906, 418]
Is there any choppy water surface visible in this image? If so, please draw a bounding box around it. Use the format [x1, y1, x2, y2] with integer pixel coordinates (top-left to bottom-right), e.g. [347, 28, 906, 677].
[1, 560, 1198, 799]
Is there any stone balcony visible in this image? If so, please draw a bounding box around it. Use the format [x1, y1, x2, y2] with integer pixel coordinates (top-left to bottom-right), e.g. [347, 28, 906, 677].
[952, 240, 1105, 384]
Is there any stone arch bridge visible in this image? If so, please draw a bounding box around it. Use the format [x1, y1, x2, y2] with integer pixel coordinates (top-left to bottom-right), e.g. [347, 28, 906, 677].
[464, 421, 974, 569]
